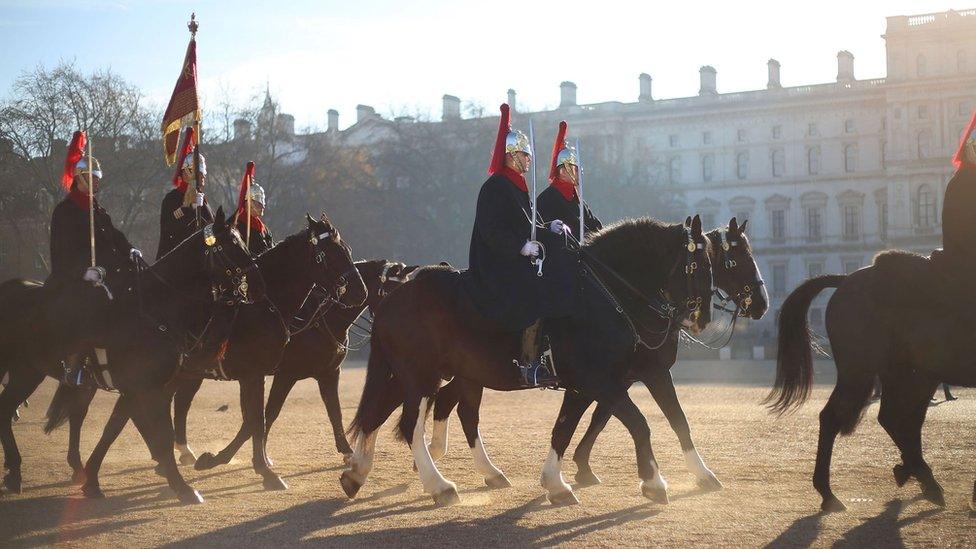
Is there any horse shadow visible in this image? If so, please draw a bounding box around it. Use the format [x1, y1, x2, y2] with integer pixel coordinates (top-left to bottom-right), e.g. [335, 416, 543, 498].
[764, 499, 941, 549]
[161, 489, 659, 547]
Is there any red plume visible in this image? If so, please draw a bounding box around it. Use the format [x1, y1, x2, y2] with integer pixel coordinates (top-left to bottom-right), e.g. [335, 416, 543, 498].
[953, 109, 976, 169]
[235, 161, 256, 218]
[487, 103, 511, 175]
[548, 121, 568, 182]
[172, 127, 196, 191]
[61, 131, 86, 191]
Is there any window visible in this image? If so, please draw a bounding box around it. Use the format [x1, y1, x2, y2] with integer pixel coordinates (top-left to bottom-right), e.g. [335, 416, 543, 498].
[770, 209, 786, 241]
[807, 147, 821, 175]
[915, 184, 936, 228]
[918, 105, 928, 119]
[894, 108, 902, 120]
[916, 131, 930, 159]
[808, 123, 818, 137]
[845, 119, 855, 133]
[844, 260, 861, 274]
[736, 152, 749, 180]
[881, 140, 887, 169]
[844, 145, 857, 173]
[916, 54, 927, 77]
[842, 205, 860, 240]
[771, 149, 785, 177]
[737, 129, 747, 142]
[772, 125, 782, 139]
[958, 50, 968, 73]
[772, 264, 787, 297]
[669, 134, 679, 148]
[702, 154, 714, 182]
[809, 307, 824, 327]
[702, 131, 712, 145]
[960, 101, 972, 117]
[878, 200, 889, 241]
[806, 207, 823, 242]
[668, 156, 681, 184]
[807, 261, 824, 279]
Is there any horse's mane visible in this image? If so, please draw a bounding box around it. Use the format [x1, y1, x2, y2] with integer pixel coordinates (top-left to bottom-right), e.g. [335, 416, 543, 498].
[584, 217, 687, 291]
[872, 249, 928, 270]
[412, 263, 455, 281]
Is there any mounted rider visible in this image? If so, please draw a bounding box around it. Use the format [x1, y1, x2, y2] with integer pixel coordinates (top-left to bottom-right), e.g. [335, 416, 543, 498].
[461, 103, 568, 387]
[157, 127, 214, 259]
[49, 131, 142, 385]
[537, 121, 603, 240]
[233, 162, 274, 256]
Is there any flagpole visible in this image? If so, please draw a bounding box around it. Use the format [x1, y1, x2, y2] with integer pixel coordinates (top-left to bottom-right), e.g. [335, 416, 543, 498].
[87, 134, 96, 268]
[188, 13, 203, 230]
[245, 171, 252, 249]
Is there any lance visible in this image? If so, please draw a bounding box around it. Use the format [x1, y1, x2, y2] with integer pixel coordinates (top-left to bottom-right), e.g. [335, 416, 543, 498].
[245, 169, 252, 249]
[87, 135, 96, 268]
[576, 136, 584, 240]
[527, 118, 542, 275]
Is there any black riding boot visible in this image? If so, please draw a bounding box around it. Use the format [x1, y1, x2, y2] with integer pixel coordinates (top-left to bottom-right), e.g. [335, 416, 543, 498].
[516, 320, 559, 388]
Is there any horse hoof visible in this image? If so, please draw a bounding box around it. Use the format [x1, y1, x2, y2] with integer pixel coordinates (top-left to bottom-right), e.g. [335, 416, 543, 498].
[548, 490, 580, 506]
[194, 453, 218, 471]
[922, 487, 946, 508]
[263, 475, 288, 491]
[71, 468, 87, 485]
[893, 464, 910, 487]
[432, 486, 460, 507]
[969, 498, 975, 512]
[179, 453, 197, 466]
[485, 475, 512, 489]
[82, 483, 104, 499]
[641, 483, 669, 505]
[821, 496, 847, 513]
[697, 474, 724, 492]
[342, 453, 353, 466]
[178, 489, 205, 505]
[339, 472, 362, 499]
[574, 469, 602, 487]
[3, 473, 21, 494]
[154, 464, 166, 478]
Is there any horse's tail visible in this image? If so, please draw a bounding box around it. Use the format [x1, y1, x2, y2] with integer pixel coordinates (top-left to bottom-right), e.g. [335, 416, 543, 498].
[347, 332, 395, 445]
[43, 383, 95, 434]
[764, 275, 846, 414]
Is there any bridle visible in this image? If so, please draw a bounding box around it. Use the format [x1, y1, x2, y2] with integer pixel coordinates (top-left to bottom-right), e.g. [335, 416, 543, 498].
[205, 225, 263, 306]
[711, 228, 763, 317]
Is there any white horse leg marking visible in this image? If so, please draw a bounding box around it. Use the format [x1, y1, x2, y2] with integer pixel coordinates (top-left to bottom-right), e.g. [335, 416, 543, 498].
[540, 447, 574, 499]
[346, 431, 377, 485]
[412, 397, 456, 497]
[684, 448, 715, 480]
[641, 460, 669, 493]
[175, 442, 197, 462]
[428, 418, 449, 462]
[470, 429, 507, 482]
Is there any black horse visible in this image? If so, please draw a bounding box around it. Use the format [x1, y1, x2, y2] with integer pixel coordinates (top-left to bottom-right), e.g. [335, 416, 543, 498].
[428, 218, 768, 497]
[176, 260, 412, 469]
[45, 214, 367, 493]
[0, 209, 257, 502]
[341, 215, 713, 506]
[768, 249, 976, 512]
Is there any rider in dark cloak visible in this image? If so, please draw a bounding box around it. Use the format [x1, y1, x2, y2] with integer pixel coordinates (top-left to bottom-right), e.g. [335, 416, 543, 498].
[157, 127, 214, 259]
[233, 162, 274, 256]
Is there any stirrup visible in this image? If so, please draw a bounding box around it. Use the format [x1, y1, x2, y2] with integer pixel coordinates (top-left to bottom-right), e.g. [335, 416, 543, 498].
[514, 350, 559, 389]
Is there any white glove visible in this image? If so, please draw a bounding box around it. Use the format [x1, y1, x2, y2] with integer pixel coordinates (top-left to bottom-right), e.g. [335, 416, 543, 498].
[194, 193, 205, 208]
[130, 248, 143, 261]
[549, 220, 570, 235]
[520, 240, 540, 258]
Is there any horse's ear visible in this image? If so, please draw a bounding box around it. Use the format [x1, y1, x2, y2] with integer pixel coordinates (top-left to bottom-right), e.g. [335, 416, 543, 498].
[729, 216, 738, 233]
[684, 216, 692, 227]
[215, 206, 225, 226]
[691, 214, 702, 236]
[306, 213, 315, 226]
[739, 219, 748, 233]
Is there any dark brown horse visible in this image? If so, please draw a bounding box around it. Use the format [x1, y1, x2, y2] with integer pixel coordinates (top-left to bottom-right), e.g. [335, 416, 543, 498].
[768, 249, 976, 512]
[0, 209, 257, 502]
[428, 218, 768, 499]
[341, 216, 713, 506]
[44, 214, 367, 495]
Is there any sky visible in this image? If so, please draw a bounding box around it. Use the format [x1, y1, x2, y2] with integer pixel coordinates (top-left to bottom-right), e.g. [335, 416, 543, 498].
[0, 0, 965, 131]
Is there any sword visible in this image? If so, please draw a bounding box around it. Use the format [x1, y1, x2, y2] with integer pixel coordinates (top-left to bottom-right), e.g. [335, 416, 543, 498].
[576, 136, 584, 240]
[528, 119, 542, 276]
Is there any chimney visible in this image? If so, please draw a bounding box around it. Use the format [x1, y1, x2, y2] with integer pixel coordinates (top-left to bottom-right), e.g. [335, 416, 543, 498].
[395, 115, 416, 124]
[699, 66, 717, 95]
[275, 113, 295, 137]
[638, 73, 653, 103]
[507, 88, 517, 112]
[356, 104, 375, 123]
[327, 109, 339, 132]
[767, 59, 781, 89]
[233, 118, 252, 140]
[837, 50, 855, 83]
[560, 81, 577, 107]
[442, 94, 461, 121]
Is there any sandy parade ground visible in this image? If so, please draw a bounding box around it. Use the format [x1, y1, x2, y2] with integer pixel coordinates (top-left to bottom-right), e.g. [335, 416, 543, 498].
[0, 365, 973, 548]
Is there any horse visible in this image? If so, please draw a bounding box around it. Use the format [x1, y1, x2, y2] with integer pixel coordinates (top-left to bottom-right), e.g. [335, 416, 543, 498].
[174, 260, 412, 469]
[43, 214, 367, 494]
[767, 249, 976, 512]
[341, 215, 713, 506]
[0, 208, 258, 502]
[427, 217, 768, 497]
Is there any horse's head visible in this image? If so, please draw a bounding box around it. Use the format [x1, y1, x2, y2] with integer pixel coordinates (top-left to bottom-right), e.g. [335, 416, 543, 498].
[353, 259, 406, 313]
[305, 213, 368, 308]
[708, 217, 768, 320]
[206, 207, 266, 305]
[664, 215, 712, 334]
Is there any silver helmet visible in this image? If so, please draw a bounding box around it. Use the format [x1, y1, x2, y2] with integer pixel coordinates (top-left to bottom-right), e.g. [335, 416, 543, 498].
[555, 146, 578, 170]
[505, 130, 532, 157]
[181, 151, 208, 176]
[74, 156, 103, 179]
[248, 181, 266, 206]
